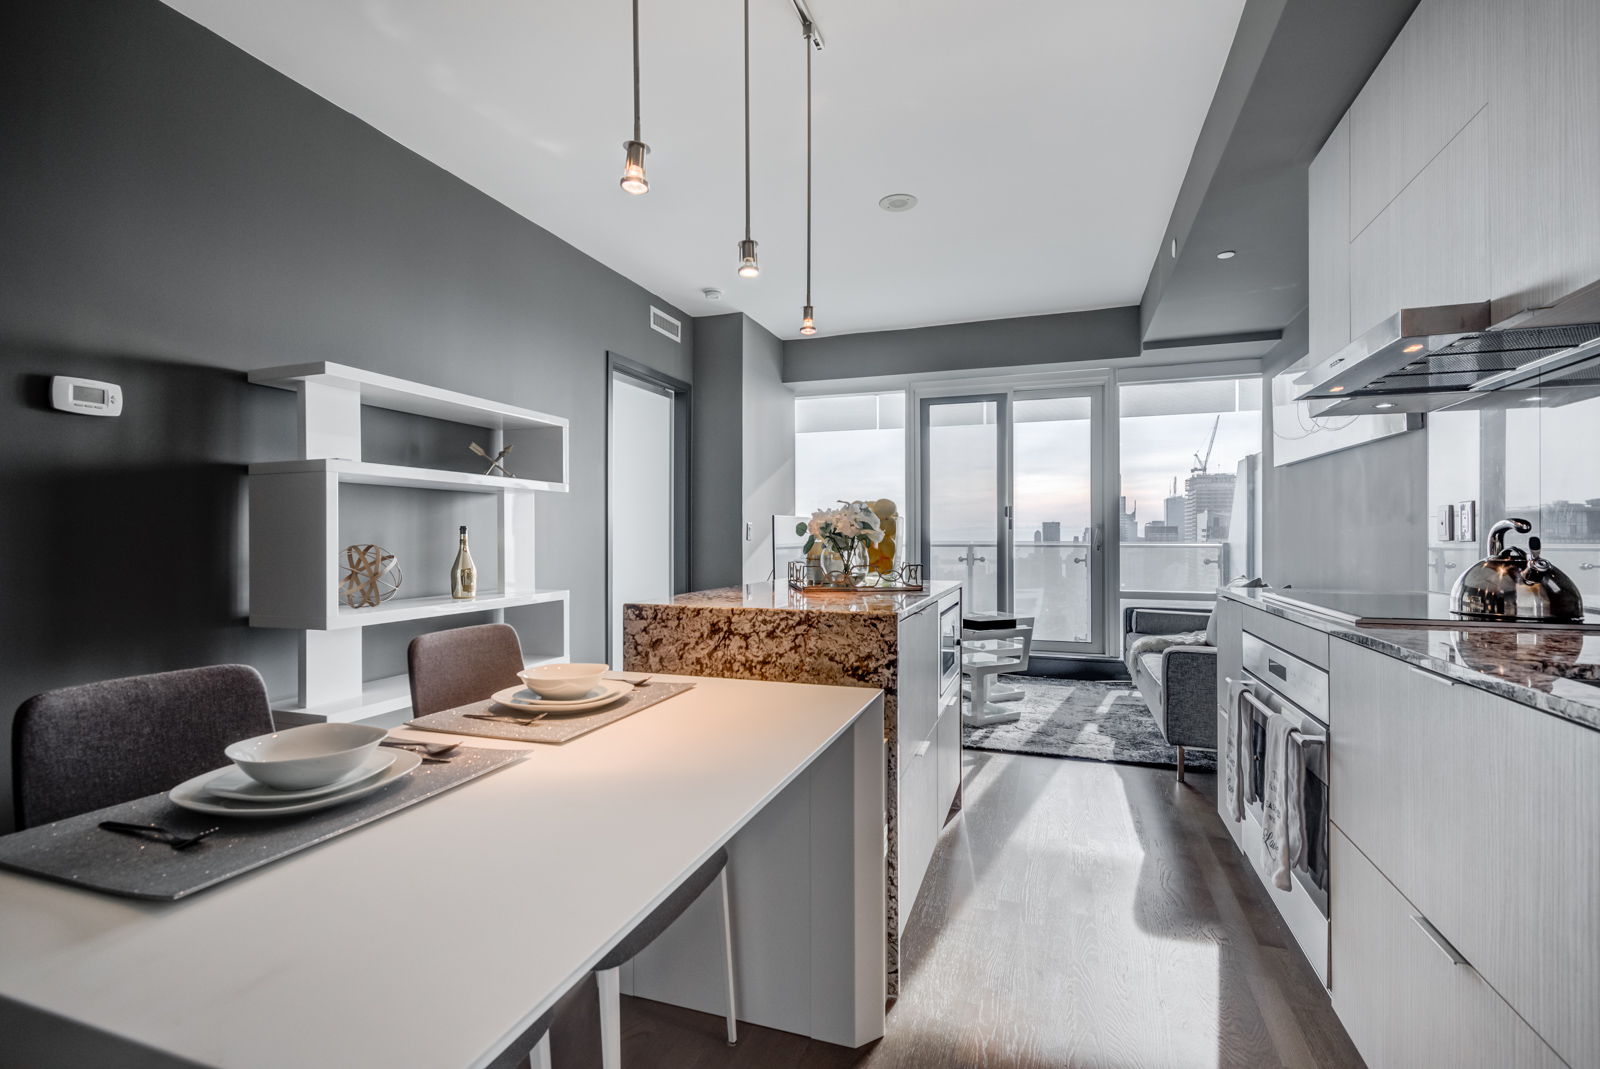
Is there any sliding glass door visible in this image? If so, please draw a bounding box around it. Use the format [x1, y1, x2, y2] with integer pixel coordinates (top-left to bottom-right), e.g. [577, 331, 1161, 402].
[919, 387, 1105, 654]
[1012, 390, 1102, 651]
[920, 395, 1007, 614]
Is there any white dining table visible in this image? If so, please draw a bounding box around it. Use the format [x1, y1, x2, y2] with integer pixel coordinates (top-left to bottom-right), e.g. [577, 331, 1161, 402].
[0, 674, 886, 1069]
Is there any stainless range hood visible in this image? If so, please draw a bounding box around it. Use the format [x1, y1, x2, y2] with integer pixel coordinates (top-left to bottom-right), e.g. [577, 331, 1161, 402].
[1293, 280, 1600, 415]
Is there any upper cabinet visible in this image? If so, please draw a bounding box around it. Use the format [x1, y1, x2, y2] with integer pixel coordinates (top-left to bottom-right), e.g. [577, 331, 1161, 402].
[1312, 0, 1598, 344]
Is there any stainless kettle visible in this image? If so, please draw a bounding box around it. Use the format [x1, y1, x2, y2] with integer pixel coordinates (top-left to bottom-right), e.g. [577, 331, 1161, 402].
[1450, 517, 1586, 623]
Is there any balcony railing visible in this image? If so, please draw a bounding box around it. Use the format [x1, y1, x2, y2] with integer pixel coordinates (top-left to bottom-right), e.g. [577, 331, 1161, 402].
[1119, 541, 1227, 594]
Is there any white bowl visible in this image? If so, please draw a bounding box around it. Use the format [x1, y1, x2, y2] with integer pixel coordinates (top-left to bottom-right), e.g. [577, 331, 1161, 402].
[519, 662, 609, 700]
[224, 723, 389, 791]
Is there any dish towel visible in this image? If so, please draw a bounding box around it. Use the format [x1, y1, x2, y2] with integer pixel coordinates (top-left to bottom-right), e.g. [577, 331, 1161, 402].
[1261, 710, 1307, 891]
[1223, 678, 1251, 821]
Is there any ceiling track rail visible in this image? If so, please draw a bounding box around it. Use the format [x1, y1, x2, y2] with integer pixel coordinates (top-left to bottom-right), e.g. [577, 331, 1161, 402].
[790, 0, 824, 49]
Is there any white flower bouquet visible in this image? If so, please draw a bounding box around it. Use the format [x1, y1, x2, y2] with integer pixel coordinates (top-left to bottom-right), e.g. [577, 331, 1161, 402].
[796, 501, 885, 580]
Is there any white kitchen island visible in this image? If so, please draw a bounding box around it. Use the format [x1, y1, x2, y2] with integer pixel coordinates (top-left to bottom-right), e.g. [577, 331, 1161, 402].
[0, 674, 886, 1068]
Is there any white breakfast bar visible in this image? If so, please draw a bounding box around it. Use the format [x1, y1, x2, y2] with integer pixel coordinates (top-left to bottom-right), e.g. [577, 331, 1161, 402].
[0, 675, 886, 1068]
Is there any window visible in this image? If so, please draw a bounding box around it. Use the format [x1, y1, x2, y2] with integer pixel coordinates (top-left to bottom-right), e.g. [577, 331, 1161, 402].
[794, 392, 906, 517]
[1119, 378, 1262, 594]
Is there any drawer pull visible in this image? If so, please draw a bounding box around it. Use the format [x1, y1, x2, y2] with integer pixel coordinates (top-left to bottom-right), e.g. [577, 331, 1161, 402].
[1412, 914, 1468, 965]
[1405, 663, 1453, 686]
[914, 740, 930, 758]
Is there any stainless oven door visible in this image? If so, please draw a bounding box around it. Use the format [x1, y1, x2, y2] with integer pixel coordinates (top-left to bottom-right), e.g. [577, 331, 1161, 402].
[939, 601, 961, 691]
[1240, 679, 1330, 915]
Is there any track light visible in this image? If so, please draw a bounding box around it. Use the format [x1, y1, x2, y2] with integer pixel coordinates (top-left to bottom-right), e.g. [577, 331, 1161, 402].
[620, 140, 649, 195]
[736, 0, 759, 277]
[798, 16, 816, 335]
[619, 0, 649, 194]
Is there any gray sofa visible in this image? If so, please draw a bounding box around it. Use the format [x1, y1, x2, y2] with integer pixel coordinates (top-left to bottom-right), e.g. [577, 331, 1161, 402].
[1122, 606, 1217, 781]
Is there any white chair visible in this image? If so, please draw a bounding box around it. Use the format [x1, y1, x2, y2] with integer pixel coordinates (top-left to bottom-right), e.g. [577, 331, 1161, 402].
[986, 616, 1033, 702]
[962, 626, 1030, 726]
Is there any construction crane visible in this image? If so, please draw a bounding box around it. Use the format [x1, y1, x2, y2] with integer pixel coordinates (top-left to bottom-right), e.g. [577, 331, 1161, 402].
[1192, 415, 1220, 474]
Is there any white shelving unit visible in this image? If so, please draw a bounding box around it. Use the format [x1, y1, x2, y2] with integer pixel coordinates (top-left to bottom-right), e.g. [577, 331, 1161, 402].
[248, 362, 571, 724]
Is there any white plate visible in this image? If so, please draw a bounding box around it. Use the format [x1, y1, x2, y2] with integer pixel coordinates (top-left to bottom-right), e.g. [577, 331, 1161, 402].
[169, 750, 422, 817]
[203, 750, 397, 802]
[489, 678, 634, 714]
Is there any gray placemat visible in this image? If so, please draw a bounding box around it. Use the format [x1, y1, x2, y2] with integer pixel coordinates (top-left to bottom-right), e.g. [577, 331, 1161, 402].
[0, 746, 523, 901]
[406, 681, 696, 743]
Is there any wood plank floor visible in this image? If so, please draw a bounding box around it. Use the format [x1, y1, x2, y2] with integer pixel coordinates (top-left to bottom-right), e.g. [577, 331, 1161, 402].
[541, 752, 1367, 1069]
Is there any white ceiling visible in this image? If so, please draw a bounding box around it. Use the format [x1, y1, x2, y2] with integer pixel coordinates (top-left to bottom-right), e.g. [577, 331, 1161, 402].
[163, 0, 1245, 340]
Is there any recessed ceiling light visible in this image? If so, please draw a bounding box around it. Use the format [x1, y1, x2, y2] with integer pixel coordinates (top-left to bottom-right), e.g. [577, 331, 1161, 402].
[703, 288, 722, 301]
[1375, 402, 1395, 409]
[1216, 250, 1236, 259]
[879, 193, 917, 212]
[1330, 386, 1345, 392]
[1403, 343, 1425, 353]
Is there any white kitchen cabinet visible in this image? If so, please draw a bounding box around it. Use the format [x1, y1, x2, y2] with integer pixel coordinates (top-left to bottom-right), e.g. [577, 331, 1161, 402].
[1331, 826, 1564, 1069]
[1331, 639, 1600, 1068]
[896, 588, 962, 935]
[934, 683, 960, 822]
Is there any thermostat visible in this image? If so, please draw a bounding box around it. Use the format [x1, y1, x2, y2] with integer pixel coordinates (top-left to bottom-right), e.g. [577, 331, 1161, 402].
[50, 376, 122, 417]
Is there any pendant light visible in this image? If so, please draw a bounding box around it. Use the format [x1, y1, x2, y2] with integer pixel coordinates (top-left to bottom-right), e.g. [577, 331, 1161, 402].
[736, 0, 759, 277]
[798, 20, 816, 334]
[619, 0, 649, 194]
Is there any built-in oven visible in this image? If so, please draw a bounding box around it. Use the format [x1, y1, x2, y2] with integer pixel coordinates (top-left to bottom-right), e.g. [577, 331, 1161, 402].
[939, 600, 961, 694]
[1230, 632, 1332, 983]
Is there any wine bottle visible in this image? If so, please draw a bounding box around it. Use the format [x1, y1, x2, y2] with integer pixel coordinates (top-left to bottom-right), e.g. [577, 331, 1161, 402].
[450, 525, 477, 599]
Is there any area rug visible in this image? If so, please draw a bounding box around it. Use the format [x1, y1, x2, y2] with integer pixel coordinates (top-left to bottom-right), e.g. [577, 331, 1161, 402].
[962, 676, 1217, 772]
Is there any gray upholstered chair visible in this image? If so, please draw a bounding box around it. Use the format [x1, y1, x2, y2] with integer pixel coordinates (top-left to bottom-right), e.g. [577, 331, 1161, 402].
[407, 623, 526, 716]
[595, 848, 737, 1068]
[1122, 606, 1217, 782]
[487, 1005, 555, 1069]
[11, 664, 275, 829]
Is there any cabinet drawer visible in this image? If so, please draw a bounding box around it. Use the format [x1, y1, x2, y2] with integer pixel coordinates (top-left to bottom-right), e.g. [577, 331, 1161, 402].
[1331, 639, 1600, 1067]
[1241, 605, 1329, 668]
[1331, 827, 1563, 1069]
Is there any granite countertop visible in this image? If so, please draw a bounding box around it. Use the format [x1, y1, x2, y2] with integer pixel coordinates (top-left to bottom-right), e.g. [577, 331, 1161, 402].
[1219, 587, 1600, 732]
[660, 580, 961, 619]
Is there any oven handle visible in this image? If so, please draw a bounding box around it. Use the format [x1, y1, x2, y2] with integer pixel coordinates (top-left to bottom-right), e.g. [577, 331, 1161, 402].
[1239, 689, 1326, 741]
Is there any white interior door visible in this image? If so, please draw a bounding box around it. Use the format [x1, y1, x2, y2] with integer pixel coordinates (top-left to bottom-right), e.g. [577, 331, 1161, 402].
[610, 375, 674, 669]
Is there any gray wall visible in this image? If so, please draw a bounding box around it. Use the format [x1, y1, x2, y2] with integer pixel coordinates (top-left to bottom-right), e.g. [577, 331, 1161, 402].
[690, 313, 794, 590]
[691, 315, 744, 591]
[741, 318, 794, 583]
[0, 0, 691, 830]
[783, 306, 1140, 383]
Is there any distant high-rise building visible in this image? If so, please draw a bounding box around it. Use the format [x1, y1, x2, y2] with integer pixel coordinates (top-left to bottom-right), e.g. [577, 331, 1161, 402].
[1144, 522, 1179, 542]
[1164, 495, 1185, 528]
[1042, 521, 1061, 542]
[1184, 473, 1236, 541]
[1119, 497, 1139, 542]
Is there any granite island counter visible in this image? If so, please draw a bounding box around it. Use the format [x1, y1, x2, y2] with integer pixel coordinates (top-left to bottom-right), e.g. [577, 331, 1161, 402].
[623, 580, 963, 994]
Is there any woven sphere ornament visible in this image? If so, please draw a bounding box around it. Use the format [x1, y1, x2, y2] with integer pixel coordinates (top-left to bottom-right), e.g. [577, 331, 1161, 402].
[339, 544, 402, 608]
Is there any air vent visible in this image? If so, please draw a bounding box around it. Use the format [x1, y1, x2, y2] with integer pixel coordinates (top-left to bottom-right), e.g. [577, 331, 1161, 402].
[649, 307, 681, 343]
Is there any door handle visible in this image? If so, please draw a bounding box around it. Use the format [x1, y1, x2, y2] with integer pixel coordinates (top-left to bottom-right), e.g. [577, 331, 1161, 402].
[1412, 914, 1468, 965]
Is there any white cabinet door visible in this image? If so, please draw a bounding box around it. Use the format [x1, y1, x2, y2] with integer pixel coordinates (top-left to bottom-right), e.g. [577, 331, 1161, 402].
[1331, 827, 1563, 1069]
[1331, 639, 1600, 1067]
[896, 605, 940, 753]
[896, 724, 938, 936]
[934, 687, 960, 823]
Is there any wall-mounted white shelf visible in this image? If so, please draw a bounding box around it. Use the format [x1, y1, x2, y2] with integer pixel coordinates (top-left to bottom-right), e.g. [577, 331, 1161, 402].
[249, 361, 568, 433]
[248, 458, 559, 494]
[247, 362, 572, 725]
[252, 588, 569, 632]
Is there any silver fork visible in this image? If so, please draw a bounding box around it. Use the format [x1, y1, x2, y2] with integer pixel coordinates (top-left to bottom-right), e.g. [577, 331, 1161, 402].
[99, 821, 220, 850]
